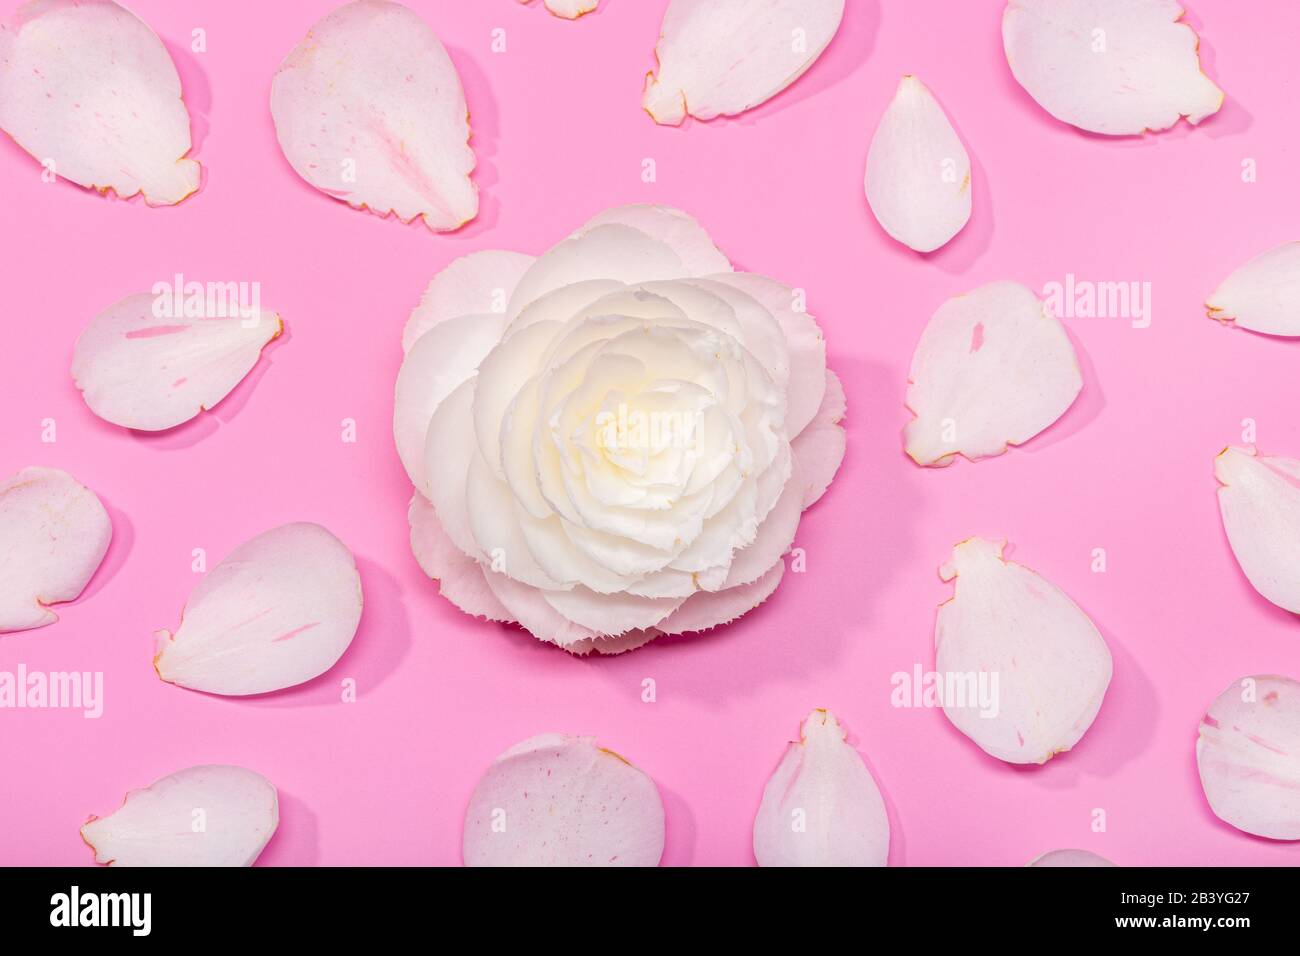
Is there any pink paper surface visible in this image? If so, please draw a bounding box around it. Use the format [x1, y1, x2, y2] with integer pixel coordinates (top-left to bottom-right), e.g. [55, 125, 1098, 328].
[2, 0, 1298, 867]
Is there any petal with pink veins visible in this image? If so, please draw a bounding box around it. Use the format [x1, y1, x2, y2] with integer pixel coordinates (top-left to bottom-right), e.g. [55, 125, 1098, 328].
[270, 0, 477, 231]
[0, 0, 200, 205]
[154, 523, 363, 696]
[1197, 675, 1300, 840]
[0, 466, 112, 633]
[72, 293, 282, 432]
[82, 765, 278, 867]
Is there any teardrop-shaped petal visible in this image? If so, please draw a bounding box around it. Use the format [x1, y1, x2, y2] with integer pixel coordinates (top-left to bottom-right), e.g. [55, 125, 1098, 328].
[1027, 849, 1116, 867]
[1197, 675, 1300, 840]
[463, 734, 665, 866]
[1215, 445, 1300, 613]
[935, 537, 1112, 764]
[905, 281, 1082, 466]
[402, 250, 535, 352]
[1002, 0, 1223, 136]
[865, 75, 972, 253]
[270, 0, 477, 231]
[642, 0, 846, 125]
[1206, 242, 1300, 337]
[0, 467, 112, 632]
[753, 709, 889, 867]
[71, 293, 282, 432]
[0, 0, 200, 204]
[81, 765, 278, 866]
[154, 523, 363, 696]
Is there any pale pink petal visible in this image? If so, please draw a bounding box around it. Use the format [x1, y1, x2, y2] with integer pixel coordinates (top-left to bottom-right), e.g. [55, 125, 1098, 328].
[643, 0, 846, 125]
[1002, 0, 1222, 136]
[463, 734, 664, 866]
[82, 765, 278, 867]
[1215, 446, 1300, 613]
[394, 313, 505, 490]
[753, 709, 890, 867]
[658, 558, 785, 635]
[517, 0, 601, 21]
[0, 466, 112, 633]
[154, 523, 363, 696]
[402, 250, 535, 352]
[936, 537, 1112, 764]
[865, 75, 971, 253]
[905, 281, 1082, 466]
[0, 0, 200, 205]
[1206, 242, 1300, 338]
[71, 293, 281, 432]
[1197, 675, 1300, 840]
[408, 493, 513, 623]
[790, 369, 845, 508]
[1027, 849, 1116, 867]
[270, 0, 477, 231]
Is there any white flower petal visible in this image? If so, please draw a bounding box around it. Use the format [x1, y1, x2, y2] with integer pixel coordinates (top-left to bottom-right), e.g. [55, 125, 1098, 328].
[270, 0, 477, 231]
[905, 281, 1082, 466]
[936, 537, 1112, 764]
[707, 272, 826, 436]
[395, 314, 505, 490]
[541, 586, 683, 636]
[1027, 849, 1116, 867]
[1206, 242, 1300, 338]
[0, 466, 112, 633]
[753, 709, 889, 867]
[790, 369, 846, 507]
[465, 452, 569, 591]
[464, 734, 664, 866]
[1197, 674, 1300, 840]
[642, 0, 846, 125]
[154, 523, 363, 696]
[0, 0, 200, 205]
[1002, 0, 1223, 136]
[658, 558, 785, 634]
[865, 75, 971, 253]
[1215, 445, 1300, 613]
[82, 765, 277, 867]
[506, 225, 687, 321]
[422, 378, 482, 557]
[576, 205, 732, 276]
[517, 0, 600, 20]
[408, 493, 514, 623]
[402, 250, 534, 352]
[473, 320, 563, 477]
[71, 294, 281, 432]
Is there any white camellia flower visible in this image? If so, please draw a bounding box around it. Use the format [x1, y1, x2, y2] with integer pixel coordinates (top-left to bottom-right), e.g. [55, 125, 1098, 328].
[394, 205, 846, 653]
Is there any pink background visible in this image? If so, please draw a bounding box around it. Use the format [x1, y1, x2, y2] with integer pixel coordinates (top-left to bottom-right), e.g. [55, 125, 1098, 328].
[2, 0, 1298, 867]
